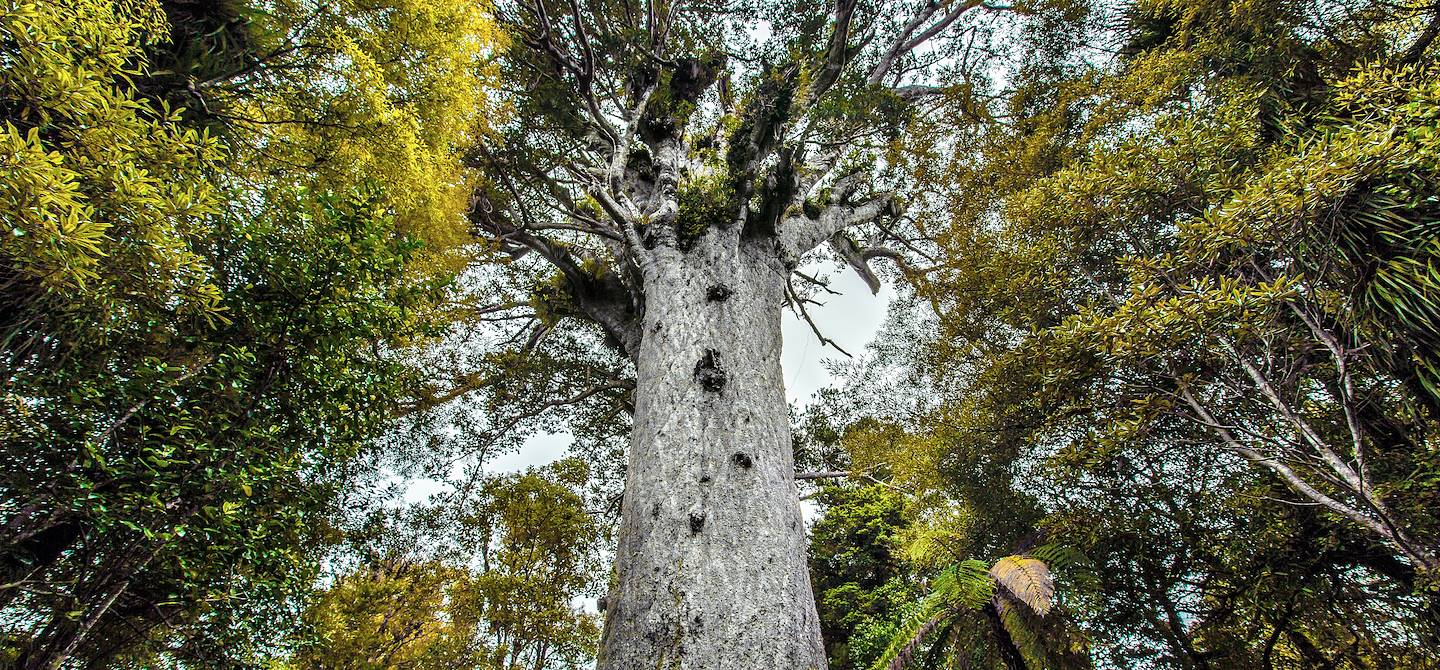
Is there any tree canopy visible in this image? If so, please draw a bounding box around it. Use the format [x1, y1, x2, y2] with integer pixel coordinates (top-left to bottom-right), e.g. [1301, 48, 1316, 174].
[796, 0, 1440, 667]
[1, 0, 500, 665]
[4, 0, 1439, 667]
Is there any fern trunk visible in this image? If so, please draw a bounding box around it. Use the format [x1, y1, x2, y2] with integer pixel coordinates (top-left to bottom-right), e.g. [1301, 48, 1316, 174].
[983, 603, 1028, 670]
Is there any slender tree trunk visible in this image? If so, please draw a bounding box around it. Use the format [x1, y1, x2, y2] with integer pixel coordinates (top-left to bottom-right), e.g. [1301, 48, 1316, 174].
[597, 232, 826, 669]
[36, 577, 130, 670]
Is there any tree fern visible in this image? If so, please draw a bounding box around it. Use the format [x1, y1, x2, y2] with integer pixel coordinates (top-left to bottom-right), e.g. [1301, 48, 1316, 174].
[869, 561, 993, 670]
[868, 544, 1090, 670]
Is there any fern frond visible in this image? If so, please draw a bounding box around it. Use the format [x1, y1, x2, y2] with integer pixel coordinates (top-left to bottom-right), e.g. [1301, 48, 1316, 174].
[870, 602, 957, 670]
[1027, 543, 1086, 572]
[919, 616, 962, 670]
[933, 559, 995, 610]
[996, 594, 1051, 669]
[990, 556, 1054, 616]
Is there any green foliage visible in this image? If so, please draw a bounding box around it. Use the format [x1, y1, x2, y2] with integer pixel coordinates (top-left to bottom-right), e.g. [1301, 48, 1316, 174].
[821, 0, 1440, 667]
[1303, 65, 1440, 404]
[1, 181, 447, 666]
[675, 176, 738, 250]
[183, 0, 501, 272]
[287, 462, 603, 670]
[0, 0, 493, 665]
[1024, 38, 1440, 576]
[0, 0, 221, 306]
[809, 485, 922, 670]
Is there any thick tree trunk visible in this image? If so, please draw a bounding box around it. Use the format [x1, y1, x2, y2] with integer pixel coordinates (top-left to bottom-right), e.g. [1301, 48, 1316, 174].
[597, 233, 826, 669]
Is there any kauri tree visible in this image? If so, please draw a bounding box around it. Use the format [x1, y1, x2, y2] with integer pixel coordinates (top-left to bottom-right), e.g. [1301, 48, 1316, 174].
[458, 0, 1071, 665]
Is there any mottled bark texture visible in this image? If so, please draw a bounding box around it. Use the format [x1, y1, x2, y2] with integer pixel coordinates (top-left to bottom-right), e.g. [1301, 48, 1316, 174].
[598, 232, 825, 669]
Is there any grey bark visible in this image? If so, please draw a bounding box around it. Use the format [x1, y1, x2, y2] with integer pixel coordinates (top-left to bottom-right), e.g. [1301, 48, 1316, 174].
[597, 229, 826, 669]
[489, 4, 1004, 663]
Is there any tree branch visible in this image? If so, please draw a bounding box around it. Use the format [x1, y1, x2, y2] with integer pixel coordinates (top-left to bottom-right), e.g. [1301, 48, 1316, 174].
[1401, 1, 1440, 64]
[777, 190, 897, 267]
[794, 470, 852, 480]
[787, 276, 854, 356]
[869, 0, 984, 86]
[1176, 382, 1437, 571]
[808, 0, 862, 102]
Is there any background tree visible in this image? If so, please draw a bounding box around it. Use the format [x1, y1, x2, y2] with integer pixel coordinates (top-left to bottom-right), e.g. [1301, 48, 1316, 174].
[287, 461, 604, 670]
[0, 0, 497, 666]
[294, 560, 485, 670]
[808, 484, 920, 670]
[800, 0, 1440, 667]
